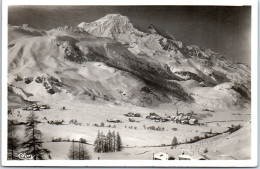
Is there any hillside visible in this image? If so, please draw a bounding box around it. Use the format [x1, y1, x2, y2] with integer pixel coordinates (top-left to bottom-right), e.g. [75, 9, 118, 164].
[8, 14, 251, 109]
[7, 13, 252, 161]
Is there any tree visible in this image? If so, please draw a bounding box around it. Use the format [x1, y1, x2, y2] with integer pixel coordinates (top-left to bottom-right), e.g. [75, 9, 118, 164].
[78, 143, 91, 160]
[171, 136, 178, 148]
[67, 140, 78, 160]
[107, 130, 112, 152]
[100, 122, 105, 127]
[204, 148, 208, 153]
[79, 138, 87, 144]
[116, 132, 123, 151]
[94, 131, 102, 153]
[94, 130, 123, 153]
[8, 121, 20, 160]
[22, 112, 51, 160]
[112, 131, 116, 152]
[68, 140, 91, 160]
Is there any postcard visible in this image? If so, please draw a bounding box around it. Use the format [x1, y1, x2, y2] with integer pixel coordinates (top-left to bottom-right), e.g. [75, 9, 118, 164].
[1, 0, 258, 167]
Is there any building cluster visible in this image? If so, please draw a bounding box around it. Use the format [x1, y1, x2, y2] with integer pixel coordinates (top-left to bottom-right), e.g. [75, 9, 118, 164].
[107, 111, 199, 125]
[146, 112, 171, 122]
[146, 111, 199, 125]
[124, 112, 141, 117]
[21, 104, 50, 111]
[172, 113, 198, 125]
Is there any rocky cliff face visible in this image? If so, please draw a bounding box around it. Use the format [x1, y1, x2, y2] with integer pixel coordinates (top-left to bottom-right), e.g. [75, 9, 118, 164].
[8, 14, 251, 108]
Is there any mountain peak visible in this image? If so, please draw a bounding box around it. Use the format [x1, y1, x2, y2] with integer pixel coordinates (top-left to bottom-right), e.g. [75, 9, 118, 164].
[78, 13, 134, 38]
[102, 13, 129, 20]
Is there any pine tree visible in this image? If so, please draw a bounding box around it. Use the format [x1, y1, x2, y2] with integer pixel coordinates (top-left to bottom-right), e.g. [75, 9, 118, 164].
[107, 130, 112, 152]
[103, 137, 108, 152]
[8, 121, 20, 160]
[112, 131, 116, 152]
[94, 130, 123, 153]
[22, 112, 51, 160]
[100, 132, 107, 152]
[68, 141, 91, 160]
[171, 136, 178, 148]
[67, 140, 78, 160]
[116, 132, 123, 151]
[78, 141, 82, 160]
[94, 131, 101, 153]
[78, 143, 91, 160]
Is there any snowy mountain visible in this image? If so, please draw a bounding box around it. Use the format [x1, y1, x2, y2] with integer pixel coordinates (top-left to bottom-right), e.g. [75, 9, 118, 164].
[8, 14, 251, 109]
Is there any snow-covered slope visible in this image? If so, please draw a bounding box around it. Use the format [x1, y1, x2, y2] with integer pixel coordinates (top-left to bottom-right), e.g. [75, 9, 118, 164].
[8, 14, 251, 109]
[8, 24, 45, 43]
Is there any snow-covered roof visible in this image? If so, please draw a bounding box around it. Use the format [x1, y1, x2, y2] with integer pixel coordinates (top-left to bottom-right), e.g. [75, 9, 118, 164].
[154, 152, 169, 160]
[178, 154, 191, 159]
[178, 154, 206, 160]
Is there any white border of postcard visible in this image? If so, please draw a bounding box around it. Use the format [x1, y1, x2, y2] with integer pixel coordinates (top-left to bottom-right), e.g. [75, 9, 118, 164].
[1, 0, 258, 167]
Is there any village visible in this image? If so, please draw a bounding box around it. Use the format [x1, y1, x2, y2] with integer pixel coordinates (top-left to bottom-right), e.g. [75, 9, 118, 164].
[7, 99, 249, 161]
[11, 103, 201, 127]
[106, 110, 200, 126]
[21, 103, 50, 111]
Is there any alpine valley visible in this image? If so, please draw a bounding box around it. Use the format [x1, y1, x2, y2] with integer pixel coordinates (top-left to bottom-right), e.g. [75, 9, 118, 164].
[7, 14, 251, 160]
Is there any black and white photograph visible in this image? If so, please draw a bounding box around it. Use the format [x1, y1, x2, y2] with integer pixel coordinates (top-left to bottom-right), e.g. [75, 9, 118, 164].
[1, 0, 258, 167]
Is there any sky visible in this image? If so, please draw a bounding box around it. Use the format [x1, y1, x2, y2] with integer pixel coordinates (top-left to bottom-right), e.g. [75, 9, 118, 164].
[8, 6, 251, 65]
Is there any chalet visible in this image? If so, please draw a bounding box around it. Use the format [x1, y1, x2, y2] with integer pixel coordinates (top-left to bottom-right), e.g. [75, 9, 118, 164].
[161, 117, 171, 122]
[124, 112, 135, 117]
[178, 153, 206, 160]
[189, 119, 198, 125]
[32, 107, 40, 111]
[134, 113, 141, 117]
[48, 120, 64, 125]
[149, 112, 159, 116]
[182, 116, 191, 120]
[180, 120, 189, 124]
[40, 105, 48, 109]
[150, 116, 161, 120]
[174, 114, 184, 122]
[107, 119, 121, 123]
[31, 104, 38, 108]
[128, 118, 135, 122]
[153, 152, 169, 160]
[178, 154, 191, 160]
[26, 107, 33, 111]
[124, 112, 141, 117]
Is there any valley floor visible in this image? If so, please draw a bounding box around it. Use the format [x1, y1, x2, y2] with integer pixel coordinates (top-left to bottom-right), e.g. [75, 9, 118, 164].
[8, 98, 251, 160]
